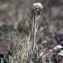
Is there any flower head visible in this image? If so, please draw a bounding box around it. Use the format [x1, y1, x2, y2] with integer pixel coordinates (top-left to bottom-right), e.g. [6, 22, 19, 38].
[33, 3, 43, 9]
[33, 2, 44, 14]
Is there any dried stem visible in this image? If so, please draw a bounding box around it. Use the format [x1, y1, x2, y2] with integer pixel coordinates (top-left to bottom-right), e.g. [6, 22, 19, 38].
[28, 12, 39, 63]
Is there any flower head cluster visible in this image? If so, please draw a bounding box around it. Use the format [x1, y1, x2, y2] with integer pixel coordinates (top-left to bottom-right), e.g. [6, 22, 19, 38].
[53, 44, 63, 56]
[58, 43, 63, 56]
[54, 45, 63, 50]
[33, 2, 44, 15]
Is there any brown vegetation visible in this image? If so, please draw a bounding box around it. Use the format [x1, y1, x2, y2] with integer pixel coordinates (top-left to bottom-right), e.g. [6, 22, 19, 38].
[0, 42, 10, 54]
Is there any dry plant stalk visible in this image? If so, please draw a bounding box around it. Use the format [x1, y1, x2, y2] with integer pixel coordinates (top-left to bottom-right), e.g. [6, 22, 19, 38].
[9, 32, 31, 63]
[28, 2, 44, 63]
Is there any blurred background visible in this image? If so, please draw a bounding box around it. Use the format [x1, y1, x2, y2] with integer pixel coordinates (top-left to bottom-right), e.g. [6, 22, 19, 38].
[0, 0, 63, 37]
[0, 0, 63, 63]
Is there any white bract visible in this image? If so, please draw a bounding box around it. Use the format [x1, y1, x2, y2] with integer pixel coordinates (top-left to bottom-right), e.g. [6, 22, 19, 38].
[58, 51, 63, 56]
[58, 53, 63, 56]
[53, 47, 57, 50]
[54, 45, 63, 50]
[61, 50, 63, 53]
[33, 2, 43, 9]
[56, 45, 63, 48]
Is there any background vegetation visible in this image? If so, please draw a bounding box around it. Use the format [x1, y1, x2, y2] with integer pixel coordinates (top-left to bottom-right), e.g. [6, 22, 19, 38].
[0, 0, 63, 63]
